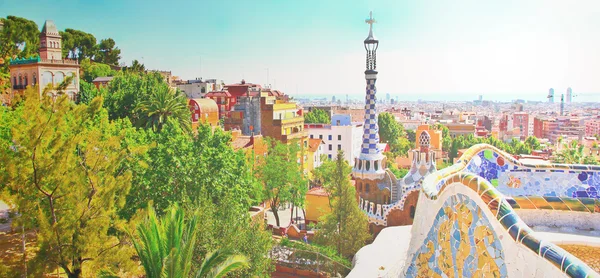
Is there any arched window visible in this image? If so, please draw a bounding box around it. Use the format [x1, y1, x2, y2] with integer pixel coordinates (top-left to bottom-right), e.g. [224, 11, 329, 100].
[18, 74, 22, 86]
[366, 161, 370, 171]
[13, 76, 17, 86]
[365, 184, 370, 193]
[32, 73, 37, 85]
[41, 71, 53, 88]
[54, 72, 65, 85]
[374, 161, 379, 171]
[24, 75, 28, 86]
[410, 206, 416, 219]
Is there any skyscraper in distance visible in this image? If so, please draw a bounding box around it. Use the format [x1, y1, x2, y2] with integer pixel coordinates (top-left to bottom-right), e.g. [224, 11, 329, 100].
[566, 87, 572, 103]
[548, 88, 554, 103]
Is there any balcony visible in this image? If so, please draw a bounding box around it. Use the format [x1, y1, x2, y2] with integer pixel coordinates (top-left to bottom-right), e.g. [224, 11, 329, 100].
[282, 129, 308, 142]
[12, 85, 26, 90]
[273, 116, 304, 126]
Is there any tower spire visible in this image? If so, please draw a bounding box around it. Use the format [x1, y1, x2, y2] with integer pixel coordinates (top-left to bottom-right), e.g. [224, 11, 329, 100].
[353, 12, 385, 180]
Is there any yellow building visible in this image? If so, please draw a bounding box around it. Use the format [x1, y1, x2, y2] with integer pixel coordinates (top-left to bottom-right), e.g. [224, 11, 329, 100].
[305, 187, 331, 225]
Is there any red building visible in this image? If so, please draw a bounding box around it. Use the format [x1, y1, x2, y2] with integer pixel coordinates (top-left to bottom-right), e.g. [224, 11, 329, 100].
[205, 79, 262, 118]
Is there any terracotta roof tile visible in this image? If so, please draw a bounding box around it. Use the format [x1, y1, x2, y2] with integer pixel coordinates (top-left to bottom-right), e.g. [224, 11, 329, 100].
[306, 187, 329, 197]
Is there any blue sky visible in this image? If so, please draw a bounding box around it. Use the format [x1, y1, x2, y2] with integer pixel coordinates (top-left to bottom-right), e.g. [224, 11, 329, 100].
[2, 0, 599, 101]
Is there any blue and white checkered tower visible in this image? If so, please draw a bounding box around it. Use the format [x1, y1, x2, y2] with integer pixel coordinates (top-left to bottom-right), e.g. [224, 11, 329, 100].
[353, 12, 387, 180]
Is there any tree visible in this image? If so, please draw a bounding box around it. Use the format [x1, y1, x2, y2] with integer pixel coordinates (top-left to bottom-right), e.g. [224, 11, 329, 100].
[131, 204, 248, 278]
[80, 58, 116, 83]
[60, 29, 97, 60]
[314, 151, 371, 258]
[95, 38, 121, 65]
[1, 87, 139, 277]
[257, 139, 306, 227]
[304, 109, 330, 124]
[406, 129, 416, 144]
[103, 71, 166, 122]
[0, 16, 40, 60]
[121, 123, 262, 220]
[378, 112, 403, 144]
[125, 59, 146, 73]
[524, 136, 541, 151]
[77, 80, 104, 105]
[555, 140, 588, 164]
[135, 85, 191, 133]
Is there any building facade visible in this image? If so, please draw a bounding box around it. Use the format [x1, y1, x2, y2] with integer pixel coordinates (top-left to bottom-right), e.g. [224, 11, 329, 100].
[188, 98, 219, 129]
[8, 20, 80, 103]
[305, 114, 363, 165]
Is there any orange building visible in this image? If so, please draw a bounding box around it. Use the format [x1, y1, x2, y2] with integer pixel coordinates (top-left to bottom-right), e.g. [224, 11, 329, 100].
[8, 20, 80, 103]
[188, 98, 219, 129]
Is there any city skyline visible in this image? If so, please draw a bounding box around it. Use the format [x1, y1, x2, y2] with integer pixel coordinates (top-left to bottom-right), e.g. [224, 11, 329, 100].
[2, 0, 600, 101]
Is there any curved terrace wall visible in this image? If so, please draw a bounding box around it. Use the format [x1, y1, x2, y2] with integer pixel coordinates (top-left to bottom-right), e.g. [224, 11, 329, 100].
[404, 144, 599, 277]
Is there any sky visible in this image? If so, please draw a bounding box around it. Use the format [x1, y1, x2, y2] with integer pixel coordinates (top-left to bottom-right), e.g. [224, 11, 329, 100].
[2, 0, 600, 101]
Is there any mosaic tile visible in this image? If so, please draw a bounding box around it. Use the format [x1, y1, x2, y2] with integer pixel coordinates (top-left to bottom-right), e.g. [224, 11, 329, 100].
[406, 193, 507, 278]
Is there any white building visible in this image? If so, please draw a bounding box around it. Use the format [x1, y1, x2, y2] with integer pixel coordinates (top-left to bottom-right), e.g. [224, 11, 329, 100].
[176, 78, 223, 99]
[305, 114, 363, 166]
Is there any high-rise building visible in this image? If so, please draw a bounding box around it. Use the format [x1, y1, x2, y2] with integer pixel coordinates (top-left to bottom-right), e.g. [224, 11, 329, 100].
[386, 93, 391, 103]
[566, 87, 573, 103]
[548, 88, 555, 103]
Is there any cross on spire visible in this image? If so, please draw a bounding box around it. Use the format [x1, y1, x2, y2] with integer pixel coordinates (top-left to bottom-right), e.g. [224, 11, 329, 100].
[365, 11, 376, 34]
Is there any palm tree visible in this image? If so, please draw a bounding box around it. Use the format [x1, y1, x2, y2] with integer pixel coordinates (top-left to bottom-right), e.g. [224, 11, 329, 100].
[131, 204, 249, 278]
[135, 85, 191, 133]
[555, 140, 585, 164]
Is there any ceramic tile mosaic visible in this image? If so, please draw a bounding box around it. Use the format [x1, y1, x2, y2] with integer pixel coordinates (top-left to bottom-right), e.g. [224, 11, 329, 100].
[420, 155, 599, 277]
[461, 149, 600, 201]
[406, 193, 508, 278]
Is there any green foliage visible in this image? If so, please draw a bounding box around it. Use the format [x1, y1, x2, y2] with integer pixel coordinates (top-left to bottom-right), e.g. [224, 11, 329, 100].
[60, 28, 97, 60]
[279, 237, 351, 268]
[0, 87, 139, 277]
[314, 151, 371, 258]
[191, 195, 273, 277]
[124, 59, 146, 73]
[304, 109, 330, 124]
[103, 71, 166, 122]
[132, 204, 249, 278]
[121, 123, 261, 220]
[135, 85, 191, 133]
[0, 16, 40, 60]
[388, 163, 408, 178]
[78, 80, 106, 105]
[554, 140, 598, 165]
[378, 112, 403, 144]
[447, 133, 533, 162]
[95, 38, 121, 65]
[378, 112, 412, 157]
[258, 139, 307, 227]
[80, 58, 117, 83]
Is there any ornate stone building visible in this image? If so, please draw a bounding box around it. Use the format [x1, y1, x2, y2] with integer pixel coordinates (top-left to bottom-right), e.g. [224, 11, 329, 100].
[8, 20, 80, 102]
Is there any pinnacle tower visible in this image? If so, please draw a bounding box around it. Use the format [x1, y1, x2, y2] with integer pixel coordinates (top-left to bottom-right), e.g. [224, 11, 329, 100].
[353, 12, 386, 180]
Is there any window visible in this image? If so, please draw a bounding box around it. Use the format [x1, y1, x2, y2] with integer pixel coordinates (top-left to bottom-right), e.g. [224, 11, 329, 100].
[336, 120, 341, 125]
[374, 161, 378, 171]
[24, 75, 28, 86]
[328, 135, 332, 140]
[337, 144, 341, 150]
[328, 144, 332, 151]
[328, 154, 332, 159]
[338, 135, 342, 140]
[319, 135, 323, 139]
[18, 75, 22, 85]
[310, 134, 313, 139]
[366, 184, 370, 193]
[410, 206, 416, 219]
[32, 73, 36, 85]
[366, 161, 370, 171]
